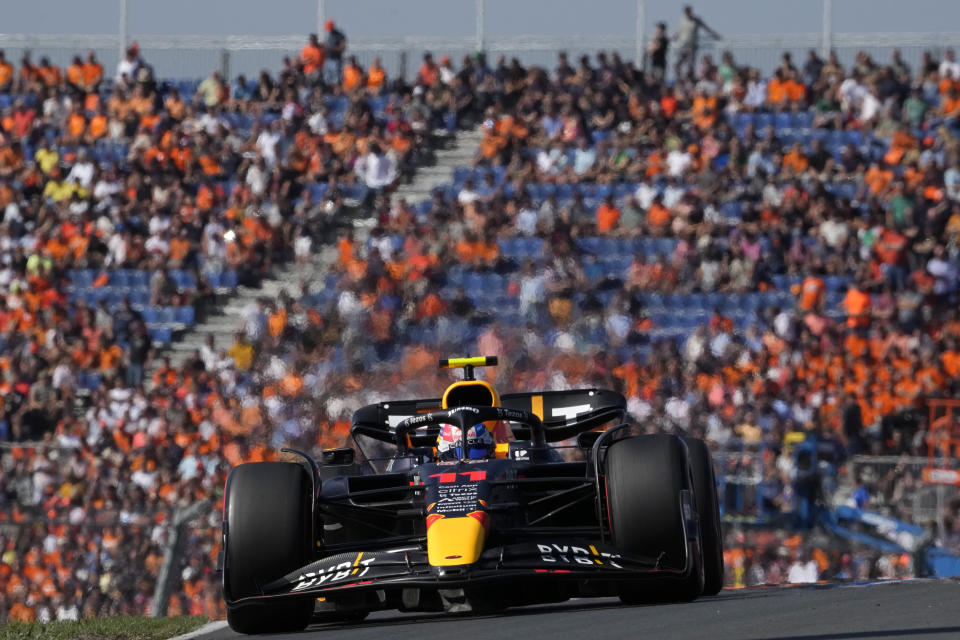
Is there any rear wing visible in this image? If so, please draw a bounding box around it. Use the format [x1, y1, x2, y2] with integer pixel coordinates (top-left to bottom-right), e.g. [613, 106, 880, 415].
[350, 388, 627, 447]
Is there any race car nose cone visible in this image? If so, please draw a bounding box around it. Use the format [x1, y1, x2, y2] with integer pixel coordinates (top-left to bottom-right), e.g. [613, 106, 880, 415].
[428, 515, 486, 566]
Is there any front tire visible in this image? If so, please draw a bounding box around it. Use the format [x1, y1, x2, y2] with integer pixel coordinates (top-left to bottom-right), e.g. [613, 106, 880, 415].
[605, 434, 703, 604]
[683, 437, 724, 595]
[224, 462, 315, 634]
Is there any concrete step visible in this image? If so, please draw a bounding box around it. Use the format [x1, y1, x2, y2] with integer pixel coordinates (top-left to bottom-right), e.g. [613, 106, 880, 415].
[148, 125, 485, 379]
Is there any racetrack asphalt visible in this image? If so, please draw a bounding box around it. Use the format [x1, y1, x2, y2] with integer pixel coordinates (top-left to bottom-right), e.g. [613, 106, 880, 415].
[200, 579, 960, 640]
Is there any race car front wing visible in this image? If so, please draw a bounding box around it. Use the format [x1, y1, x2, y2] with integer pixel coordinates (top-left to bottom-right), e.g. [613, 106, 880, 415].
[229, 541, 688, 604]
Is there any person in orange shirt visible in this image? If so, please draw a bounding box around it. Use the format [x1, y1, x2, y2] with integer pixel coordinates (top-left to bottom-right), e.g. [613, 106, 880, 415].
[843, 283, 871, 328]
[300, 33, 324, 85]
[81, 51, 104, 92]
[66, 55, 84, 91]
[367, 57, 386, 93]
[85, 104, 108, 142]
[19, 54, 40, 88]
[943, 85, 960, 120]
[0, 50, 12, 91]
[691, 90, 717, 131]
[8, 594, 35, 622]
[479, 120, 507, 160]
[942, 338, 960, 377]
[419, 52, 439, 86]
[646, 195, 671, 232]
[782, 142, 809, 174]
[164, 87, 187, 122]
[660, 87, 678, 118]
[783, 69, 806, 103]
[342, 55, 363, 93]
[65, 104, 86, 142]
[798, 272, 826, 312]
[864, 162, 894, 195]
[268, 303, 287, 338]
[168, 228, 191, 268]
[766, 69, 788, 107]
[595, 196, 621, 234]
[37, 56, 61, 87]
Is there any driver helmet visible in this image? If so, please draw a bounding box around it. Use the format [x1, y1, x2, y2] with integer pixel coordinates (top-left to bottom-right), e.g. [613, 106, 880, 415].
[436, 422, 496, 461]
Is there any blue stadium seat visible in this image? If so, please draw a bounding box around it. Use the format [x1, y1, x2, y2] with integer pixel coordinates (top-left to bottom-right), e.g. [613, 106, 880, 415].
[175, 306, 195, 326]
[774, 112, 792, 131]
[721, 202, 743, 220]
[483, 273, 505, 292]
[577, 237, 601, 255]
[129, 290, 150, 308]
[824, 276, 848, 292]
[170, 270, 197, 291]
[464, 272, 485, 292]
[453, 166, 471, 188]
[131, 271, 150, 288]
[759, 292, 781, 308]
[733, 112, 752, 136]
[653, 238, 677, 256]
[753, 113, 773, 130]
[150, 327, 173, 345]
[111, 270, 132, 288]
[590, 130, 612, 144]
[153, 307, 172, 325]
[446, 267, 466, 288]
[221, 270, 239, 289]
[791, 111, 814, 130]
[583, 262, 603, 281]
[771, 275, 790, 290]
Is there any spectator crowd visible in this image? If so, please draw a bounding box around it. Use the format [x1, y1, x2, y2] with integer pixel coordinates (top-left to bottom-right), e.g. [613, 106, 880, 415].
[2, 17, 960, 621]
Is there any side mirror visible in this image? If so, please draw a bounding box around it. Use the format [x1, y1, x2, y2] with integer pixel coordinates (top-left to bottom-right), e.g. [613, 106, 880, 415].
[321, 447, 355, 466]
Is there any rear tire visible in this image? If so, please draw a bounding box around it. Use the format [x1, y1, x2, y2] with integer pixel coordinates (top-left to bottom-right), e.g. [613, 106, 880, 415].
[224, 462, 315, 634]
[605, 434, 703, 604]
[683, 437, 725, 595]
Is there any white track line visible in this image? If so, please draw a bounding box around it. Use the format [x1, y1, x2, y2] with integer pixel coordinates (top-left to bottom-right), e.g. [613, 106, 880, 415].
[168, 619, 229, 640]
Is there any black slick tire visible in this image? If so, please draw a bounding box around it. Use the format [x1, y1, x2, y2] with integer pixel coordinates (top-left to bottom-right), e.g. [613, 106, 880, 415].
[224, 461, 315, 634]
[683, 436, 725, 595]
[605, 434, 703, 604]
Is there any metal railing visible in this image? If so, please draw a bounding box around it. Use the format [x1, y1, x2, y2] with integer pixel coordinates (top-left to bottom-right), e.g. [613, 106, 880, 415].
[2, 31, 960, 83]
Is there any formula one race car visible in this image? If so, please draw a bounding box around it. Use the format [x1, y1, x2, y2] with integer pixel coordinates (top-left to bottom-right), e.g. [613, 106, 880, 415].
[221, 357, 723, 634]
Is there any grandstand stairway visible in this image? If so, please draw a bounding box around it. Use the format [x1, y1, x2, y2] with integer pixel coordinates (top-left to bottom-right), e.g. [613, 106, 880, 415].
[150, 125, 485, 378]
[147, 259, 324, 377]
[355, 125, 485, 234]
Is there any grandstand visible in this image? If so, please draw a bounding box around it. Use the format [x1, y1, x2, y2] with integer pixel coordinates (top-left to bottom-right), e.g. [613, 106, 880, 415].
[2, 5, 960, 624]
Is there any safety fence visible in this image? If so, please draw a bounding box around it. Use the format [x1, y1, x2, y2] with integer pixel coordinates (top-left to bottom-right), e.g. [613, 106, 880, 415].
[2, 31, 960, 83]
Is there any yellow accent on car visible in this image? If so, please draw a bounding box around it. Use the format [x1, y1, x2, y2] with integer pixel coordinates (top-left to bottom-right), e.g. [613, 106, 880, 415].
[531, 394, 544, 420]
[441, 380, 500, 409]
[494, 443, 510, 458]
[427, 516, 486, 566]
[439, 356, 498, 369]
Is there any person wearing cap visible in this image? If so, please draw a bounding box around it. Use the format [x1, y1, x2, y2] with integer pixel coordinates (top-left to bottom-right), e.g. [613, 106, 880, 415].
[324, 20, 347, 84]
[115, 43, 141, 85]
[439, 55, 456, 85]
